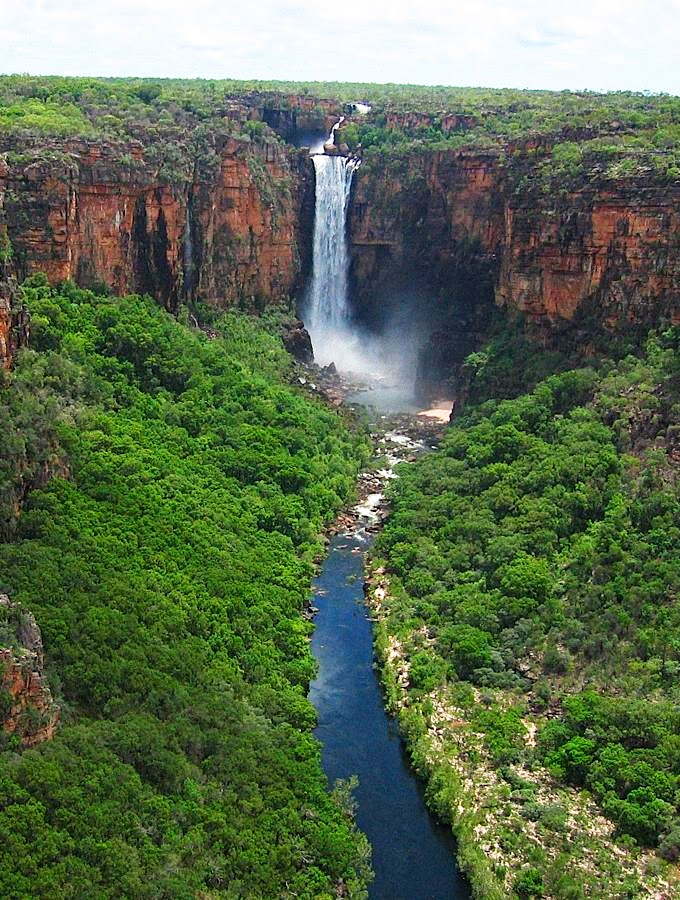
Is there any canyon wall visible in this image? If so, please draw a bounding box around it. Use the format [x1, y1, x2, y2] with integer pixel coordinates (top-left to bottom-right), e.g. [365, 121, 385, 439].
[0, 595, 60, 748]
[348, 150, 504, 392]
[2, 124, 680, 378]
[0, 133, 310, 318]
[349, 148, 680, 349]
[498, 181, 680, 331]
[0, 270, 17, 370]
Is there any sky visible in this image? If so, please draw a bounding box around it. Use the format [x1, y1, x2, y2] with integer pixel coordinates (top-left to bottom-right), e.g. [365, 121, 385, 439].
[2, 0, 680, 94]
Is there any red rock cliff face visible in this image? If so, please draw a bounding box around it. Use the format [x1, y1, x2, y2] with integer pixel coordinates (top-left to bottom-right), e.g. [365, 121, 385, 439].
[350, 149, 502, 289]
[348, 149, 503, 393]
[4, 131, 680, 366]
[0, 276, 13, 370]
[0, 595, 60, 748]
[498, 184, 680, 330]
[349, 149, 680, 338]
[192, 138, 303, 307]
[0, 134, 305, 314]
[0, 155, 14, 369]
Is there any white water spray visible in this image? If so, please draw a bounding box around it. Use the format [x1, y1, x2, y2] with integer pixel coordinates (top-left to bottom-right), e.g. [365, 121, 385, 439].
[307, 156, 358, 334]
[304, 120, 423, 398]
[183, 201, 195, 298]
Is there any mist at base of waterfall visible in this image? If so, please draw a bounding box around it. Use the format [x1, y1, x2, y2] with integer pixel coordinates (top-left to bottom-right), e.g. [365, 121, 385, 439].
[304, 122, 428, 413]
[308, 317, 425, 412]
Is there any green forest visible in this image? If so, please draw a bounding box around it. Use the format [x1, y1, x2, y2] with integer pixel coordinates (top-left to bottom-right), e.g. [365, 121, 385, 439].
[373, 324, 680, 896]
[0, 276, 371, 898]
[1, 75, 679, 184]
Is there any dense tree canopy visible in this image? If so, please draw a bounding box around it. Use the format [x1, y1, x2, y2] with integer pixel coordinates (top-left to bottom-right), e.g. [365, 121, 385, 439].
[0, 276, 371, 898]
[376, 326, 680, 871]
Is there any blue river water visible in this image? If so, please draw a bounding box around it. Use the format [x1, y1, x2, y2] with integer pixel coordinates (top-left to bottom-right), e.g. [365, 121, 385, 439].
[309, 532, 470, 900]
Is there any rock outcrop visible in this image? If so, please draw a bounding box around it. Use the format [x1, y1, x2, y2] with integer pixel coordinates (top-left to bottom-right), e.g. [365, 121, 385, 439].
[350, 148, 680, 334]
[0, 595, 59, 748]
[3, 123, 680, 379]
[0, 133, 304, 314]
[0, 276, 14, 370]
[498, 182, 680, 331]
[282, 318, 314, 363]
[347, 147, 680, 393]
[0, 155, 26, 369]
[0, 273, 28, 371]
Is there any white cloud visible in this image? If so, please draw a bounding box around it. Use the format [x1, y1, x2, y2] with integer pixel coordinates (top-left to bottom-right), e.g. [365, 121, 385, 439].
[0, 0, 678, 92]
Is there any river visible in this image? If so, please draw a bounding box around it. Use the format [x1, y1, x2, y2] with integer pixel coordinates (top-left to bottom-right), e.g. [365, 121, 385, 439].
[308, 416, 469, 899]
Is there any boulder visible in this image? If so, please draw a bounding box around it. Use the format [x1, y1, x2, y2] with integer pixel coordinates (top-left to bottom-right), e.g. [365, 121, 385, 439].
[283, 319, 314, 364]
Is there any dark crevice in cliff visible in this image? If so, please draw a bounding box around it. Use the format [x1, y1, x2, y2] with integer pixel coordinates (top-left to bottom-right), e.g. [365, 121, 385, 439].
[293, 154, 316, 301]
[346, 208, 497, 400]
[132, 194, 176, 311]
[152, 204, 176, 311]
[132, 195, 154, 299]
[182, 189, 200, 303]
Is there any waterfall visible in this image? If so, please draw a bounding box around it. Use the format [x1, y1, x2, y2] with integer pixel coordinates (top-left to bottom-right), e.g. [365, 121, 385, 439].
[307, 155, 357, 332]
[305, 123, 360, 366]
[303, 118, 423, 397]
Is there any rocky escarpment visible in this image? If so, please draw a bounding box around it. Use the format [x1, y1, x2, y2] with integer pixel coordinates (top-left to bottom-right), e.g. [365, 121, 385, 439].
[3, 113, 680, 386]
[348, 148, 680, 391]
[0, 133, 310, 315]
[348, 150, 503, 394]
[249, 93, 342, 141]
[0, 272, 16, 369]
[499, 180, 680, 331]
[0, 271, 28, 371]
[0, 594, 59, 748]
[0, 157, 27, 369]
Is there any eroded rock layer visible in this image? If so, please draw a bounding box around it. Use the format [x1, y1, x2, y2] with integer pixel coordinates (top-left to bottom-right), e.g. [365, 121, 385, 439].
[2, 129, 680, 378]
[349, 148, 680, 337]
[0, 595, 60, 748]
[0, 134, 309, 314]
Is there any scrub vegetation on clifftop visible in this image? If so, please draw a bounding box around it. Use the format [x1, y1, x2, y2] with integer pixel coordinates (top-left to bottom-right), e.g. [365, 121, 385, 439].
[1, 75, 679, 183]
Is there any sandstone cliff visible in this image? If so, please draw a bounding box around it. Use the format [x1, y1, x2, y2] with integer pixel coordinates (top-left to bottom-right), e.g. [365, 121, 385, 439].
[499, 180, 680, 331]
[0, 594, 59, 748]
[0, 154, 25, 369]
[346, 146, 680, 395]
[0, 132, 307, 315]
[349, 148, 680, 341]
[3, 125, 680, 383]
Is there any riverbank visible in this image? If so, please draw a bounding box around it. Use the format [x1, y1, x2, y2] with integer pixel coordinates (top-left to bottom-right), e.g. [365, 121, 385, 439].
[357, 390, 680, 900]
[366, 555, 679, 900]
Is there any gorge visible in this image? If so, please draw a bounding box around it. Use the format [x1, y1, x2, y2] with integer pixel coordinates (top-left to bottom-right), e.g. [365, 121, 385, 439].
[305, 122, 467, 897]
[3, 85, 680, 390]
[2, 77, 680, 899]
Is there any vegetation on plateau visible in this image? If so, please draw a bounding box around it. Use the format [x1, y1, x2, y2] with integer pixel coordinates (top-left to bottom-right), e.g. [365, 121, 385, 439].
[0, 275, 371, 898]
[373, 324, 680, 897]
[0, 75, 679, 188]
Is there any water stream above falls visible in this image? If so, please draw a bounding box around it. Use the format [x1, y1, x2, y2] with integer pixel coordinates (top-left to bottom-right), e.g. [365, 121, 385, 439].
[308, 420, 468, 900]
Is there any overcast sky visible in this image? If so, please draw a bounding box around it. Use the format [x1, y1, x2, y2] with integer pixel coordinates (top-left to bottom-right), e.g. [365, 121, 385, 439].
[2, 0, 680, 94]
